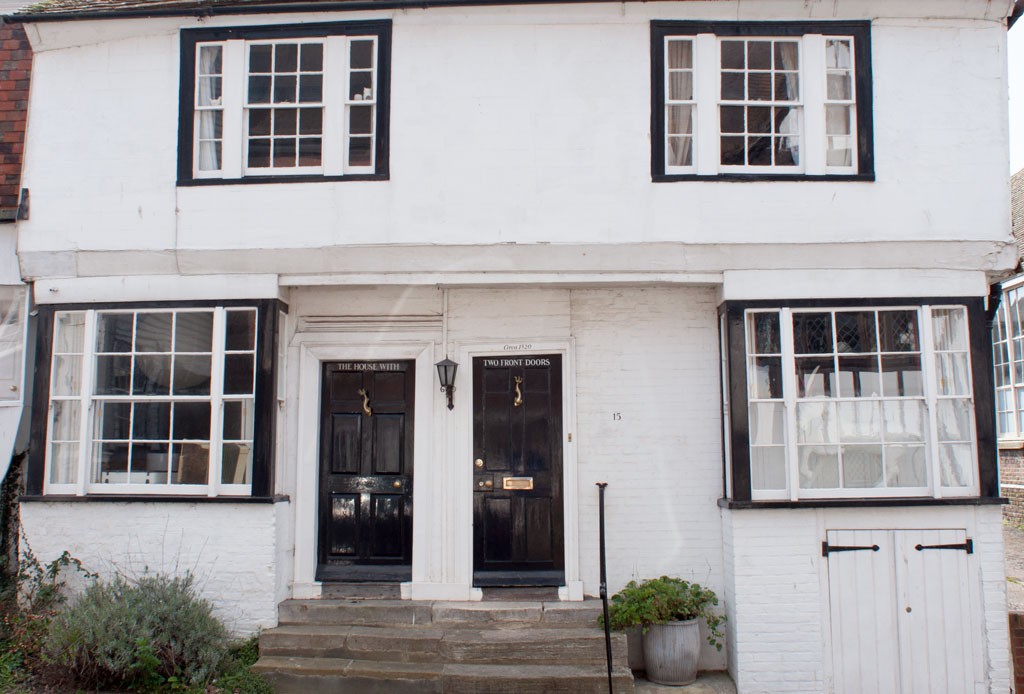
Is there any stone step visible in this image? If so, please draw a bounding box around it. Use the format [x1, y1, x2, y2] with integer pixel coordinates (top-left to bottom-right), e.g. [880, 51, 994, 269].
[260, 623, 629, 665]
[253, 656, 636, 694]
[320, 582, 402, 600]
[277, 599, 604, 628]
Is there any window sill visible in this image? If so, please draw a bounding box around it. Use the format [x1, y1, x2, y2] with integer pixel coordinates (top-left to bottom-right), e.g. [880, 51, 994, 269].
[998, 439, 1024, 450]
[20, 494, 290, 504]
[177, 173, 388, 187]
[653, 172, 876, 183]
[718, 496, 1006, 510]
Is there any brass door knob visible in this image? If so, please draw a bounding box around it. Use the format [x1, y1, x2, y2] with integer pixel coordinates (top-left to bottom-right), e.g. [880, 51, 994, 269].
[484, 480, 493, 488]
[474, 459, 485, 469]
[392, 480, 402, 489]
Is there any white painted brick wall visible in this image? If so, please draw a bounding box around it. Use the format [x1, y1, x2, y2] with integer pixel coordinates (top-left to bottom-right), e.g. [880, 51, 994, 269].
[726, 505, 1010, 693]
[20, 501, 286, 637]
[571, 286, 727, 670]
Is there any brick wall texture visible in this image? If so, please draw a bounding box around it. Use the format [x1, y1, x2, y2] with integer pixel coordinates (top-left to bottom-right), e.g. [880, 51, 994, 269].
[1002, 449, 1024, 525]
[1012, 612, 1024, 692]
[0, 22, 29, 212]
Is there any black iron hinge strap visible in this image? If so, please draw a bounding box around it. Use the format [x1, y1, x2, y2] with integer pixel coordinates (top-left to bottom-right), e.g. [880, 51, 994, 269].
[915, 539, 973, 554]
[821, 542, 880, 557]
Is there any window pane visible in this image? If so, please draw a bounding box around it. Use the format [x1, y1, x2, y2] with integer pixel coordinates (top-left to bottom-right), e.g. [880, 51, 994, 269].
[934, 353, 970, 396]
[173, 355, 211, 396]
[749, 312, 780, 354]
[52, 355, 82, 396]
[133, 354, 172, 396]
[668, 73, 693, 100]
[199, 44, 223, 75]
[300, 42, 323, 71]
[748, 73, 771, 101]
[796, 357, 834, 398]
[299, 74, 323, 103]
[275, 109, 297, 136]
[350, 105, 373, 135]
[51, 401, 81, 441]
[774, 73, 798, 101]
[793, 313, 833, 354]
[349, 137, 373, 167]
[249, 44, 272, 73]
[226, 310, 256, 351]
[350, 40, 374, 70]
[224, 354, 255, 395]
[248, 76, 271, 104]
[721, 41, 744, 69]
[837, 401, 881, 442]
[175, 312, 213, 352]
[198, 141, 221, 173]
[751, 357, 782, 399]
[275, 43, 297, 72]
[826, 39, 852, 69]
[135, 313, 172, 353]
[879, 311, 919, 352]
[826, 105, 851, 135]
[842, 445, 883, 488]
[273, 75, 297, 104]
[97, 401, 131, 440]
[54, 312, 86, 354]
[299, 138, 322, 167]
[750, 402, 785, 445]
[299, 108, 323, 135]
[96, 442, 130, 481]
[834, 312, 876, 353]
[885, 445, 926, 487]
[721, 73, 745, 100]
[222, 443, 252, 485]
[197, 76, 222, 107]
[248, 138, 271, 168]
[667, 105, 692, 135]
[97, 313, 134, 353]
[936, 398, 973, 442]
[132, 401, 170, 440]
[932, 308, 968, 351]
[882, 400, 925, 442]
[774, 41, 799, 69]
[796, 401, 837, 444]
[751, 447, 786, 490]
[837, 356, 880, 398]
[172, 443, 209, 485]
[172, 402, 211, 440]
[223, 399, 255, 441]
[95, 355, 131, 395]
[939, 443, 974, 487]
[667, 137, 692, 167]
[132, 444, 169, 483]
[827, 73, 852, 100]
[748, 107, 771, 133]
[249, 109, 271, 137]
[667, 40, 692, 69]
[720, 106, 744, 134]
[880, 355, 923, 397]
[721, 136, 745, 166]
[799, 446, 839, 488]
[273, 138, 296, 168]
[349, 72, 373, 101]
[49, 443, 79, 484]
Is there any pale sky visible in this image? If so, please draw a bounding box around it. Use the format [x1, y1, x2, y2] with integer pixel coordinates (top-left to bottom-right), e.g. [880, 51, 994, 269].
[1012, 25, 1023, 173]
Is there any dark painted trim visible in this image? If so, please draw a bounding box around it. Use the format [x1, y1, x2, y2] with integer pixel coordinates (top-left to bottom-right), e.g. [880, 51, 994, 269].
[177, 20, 392, 185]
[650, 20, 874, 180]
[20, 494, 290, 503]
[12, 0, 697, 23]
[26, 299, 288, 498]
[718, 297, 999, 503]
[654, 173, 876, 183]
[25, 307, 53, 496]
[719, 496, 1007, 510]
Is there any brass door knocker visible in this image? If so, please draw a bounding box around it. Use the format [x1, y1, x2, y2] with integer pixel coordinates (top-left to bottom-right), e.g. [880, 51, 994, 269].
[357, 388, 373, 416]
[513, 376, 523, 407]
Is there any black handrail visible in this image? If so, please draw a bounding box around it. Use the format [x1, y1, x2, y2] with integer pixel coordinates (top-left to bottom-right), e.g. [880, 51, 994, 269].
[597, 482, 613, 694]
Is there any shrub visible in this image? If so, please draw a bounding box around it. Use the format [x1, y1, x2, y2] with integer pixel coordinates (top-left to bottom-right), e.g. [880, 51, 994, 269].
[604, 576, 725, 650]
[43, 572, 229, 691]
[212, 637, 273, 694]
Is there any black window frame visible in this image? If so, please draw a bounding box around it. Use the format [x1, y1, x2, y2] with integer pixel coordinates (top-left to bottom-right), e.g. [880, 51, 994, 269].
[25, 299, 286, 500]
[651, 20, 875, 182]
[718, 297, 999, 507]
[177, 20, 392, 186]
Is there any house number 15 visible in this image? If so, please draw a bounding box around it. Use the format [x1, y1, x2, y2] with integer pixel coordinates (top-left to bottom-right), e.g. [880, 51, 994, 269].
[612, 413, 622, 421]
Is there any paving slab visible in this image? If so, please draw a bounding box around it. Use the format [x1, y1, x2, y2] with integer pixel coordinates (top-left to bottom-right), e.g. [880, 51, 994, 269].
[634, 671, 736, 693]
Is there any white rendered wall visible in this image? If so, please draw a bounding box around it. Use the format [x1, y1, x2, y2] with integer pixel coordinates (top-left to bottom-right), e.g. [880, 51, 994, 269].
[14, 1, 1016, 280]
[19, 501, 286, 636]
[724, 504, 1010, 693]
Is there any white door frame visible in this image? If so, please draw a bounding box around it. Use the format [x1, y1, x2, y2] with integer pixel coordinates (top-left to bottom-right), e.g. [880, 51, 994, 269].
[454, 339, 582, 601]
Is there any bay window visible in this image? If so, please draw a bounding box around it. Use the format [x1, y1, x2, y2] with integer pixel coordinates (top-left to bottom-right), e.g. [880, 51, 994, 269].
[652, 21, 873, 180]
[723, 300, 991, 502]
[993, 282, 1024, 441]
[30, 302, 283, 498]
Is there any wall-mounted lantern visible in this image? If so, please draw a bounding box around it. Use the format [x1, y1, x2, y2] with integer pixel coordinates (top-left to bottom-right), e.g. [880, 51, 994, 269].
[435, 357, 458, 411]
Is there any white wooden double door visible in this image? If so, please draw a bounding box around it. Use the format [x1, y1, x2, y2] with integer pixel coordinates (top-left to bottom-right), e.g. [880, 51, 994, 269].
[826, 529, 983, 694]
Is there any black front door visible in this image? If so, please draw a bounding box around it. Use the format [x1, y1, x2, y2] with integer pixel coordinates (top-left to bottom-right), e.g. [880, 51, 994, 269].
[318, 361, 414, 582]
[473, 354, 564, 586]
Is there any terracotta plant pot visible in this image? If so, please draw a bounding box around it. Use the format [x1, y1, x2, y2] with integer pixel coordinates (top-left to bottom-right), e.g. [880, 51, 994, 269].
[642, 618, 700, 686]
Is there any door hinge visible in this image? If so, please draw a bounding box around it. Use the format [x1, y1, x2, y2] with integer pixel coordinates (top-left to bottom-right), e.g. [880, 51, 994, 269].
[822, 541, 880, 557]
[915, 539, 973, 554]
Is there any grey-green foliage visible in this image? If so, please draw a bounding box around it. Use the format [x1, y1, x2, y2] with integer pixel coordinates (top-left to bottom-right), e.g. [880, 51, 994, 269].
[43, 573, 229, 691]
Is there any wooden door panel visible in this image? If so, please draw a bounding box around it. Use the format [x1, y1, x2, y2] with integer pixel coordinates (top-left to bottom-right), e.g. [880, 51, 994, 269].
[318, 361, 414, 580]
[473, 355, 563, 583]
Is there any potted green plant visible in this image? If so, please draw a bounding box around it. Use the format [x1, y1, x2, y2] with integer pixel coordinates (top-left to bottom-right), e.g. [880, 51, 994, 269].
[604, 576, 725, 686]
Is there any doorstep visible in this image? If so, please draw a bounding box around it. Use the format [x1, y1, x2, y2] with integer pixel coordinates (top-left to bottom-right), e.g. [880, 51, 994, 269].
[634, 671, 736, 693]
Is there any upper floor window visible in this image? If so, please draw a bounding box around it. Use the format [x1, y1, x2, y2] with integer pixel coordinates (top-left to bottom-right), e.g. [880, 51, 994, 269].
[179, 21, 390, 184]
[652, 21, 873, 180]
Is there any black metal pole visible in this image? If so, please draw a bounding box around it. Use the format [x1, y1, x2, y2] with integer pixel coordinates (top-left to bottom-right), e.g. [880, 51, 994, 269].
[597, 482, 614, 694]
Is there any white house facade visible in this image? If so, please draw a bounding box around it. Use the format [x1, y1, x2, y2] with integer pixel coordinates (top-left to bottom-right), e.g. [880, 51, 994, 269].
[7, 0, 1020, 691]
